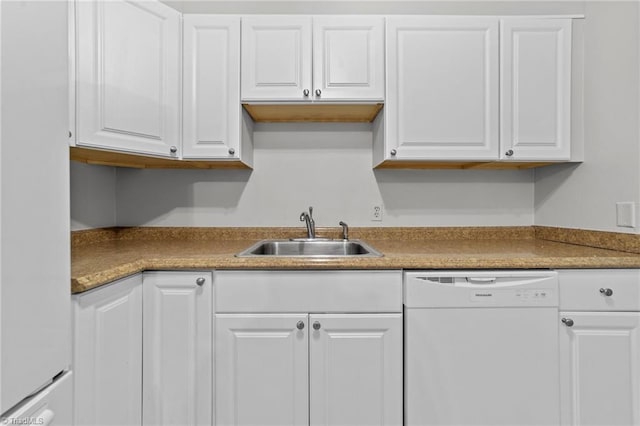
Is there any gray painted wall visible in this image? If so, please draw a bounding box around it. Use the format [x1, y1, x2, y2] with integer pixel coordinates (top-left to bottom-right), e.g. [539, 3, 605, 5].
[534, 1, 640, 234]
[71, 1, 640, 234]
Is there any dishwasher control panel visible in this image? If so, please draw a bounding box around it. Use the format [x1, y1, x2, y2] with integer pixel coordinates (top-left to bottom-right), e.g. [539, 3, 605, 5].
[404, 270, 559, 308]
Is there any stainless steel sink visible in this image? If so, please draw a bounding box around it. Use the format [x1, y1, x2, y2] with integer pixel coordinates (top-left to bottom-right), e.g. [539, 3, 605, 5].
[236, 239, 383, 258]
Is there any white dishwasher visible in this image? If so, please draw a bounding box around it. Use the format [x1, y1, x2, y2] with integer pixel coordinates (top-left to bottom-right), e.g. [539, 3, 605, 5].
[405, 270, 560, 426]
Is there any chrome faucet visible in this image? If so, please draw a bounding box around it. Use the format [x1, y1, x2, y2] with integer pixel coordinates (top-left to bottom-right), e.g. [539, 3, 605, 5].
[339, 221, 349, 240]
[299, 206, 316, 239]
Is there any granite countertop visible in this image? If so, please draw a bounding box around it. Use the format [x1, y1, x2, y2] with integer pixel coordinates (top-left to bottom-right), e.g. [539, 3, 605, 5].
[71, 226, 640, 294]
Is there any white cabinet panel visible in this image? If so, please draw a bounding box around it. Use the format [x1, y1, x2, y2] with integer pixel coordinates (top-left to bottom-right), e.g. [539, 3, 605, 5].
[1, 0, 70, 412]
[241, 16, 312, 100]
[76, 0, 180, 157]
[312, 16, 384, 100]
[215, 314, 309, 426]
[143, 272, 213, 426]
[183, 15, 241, 160]
[501, 19, 572, 160]
[309, 314, 402, 426]
[560, 312, 640, 426]
[385, 17, 499, 160]
[73, 275, 142, 426]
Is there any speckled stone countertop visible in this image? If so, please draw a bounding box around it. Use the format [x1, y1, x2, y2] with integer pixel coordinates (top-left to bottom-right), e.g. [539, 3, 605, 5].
[71, 226, 640, 294]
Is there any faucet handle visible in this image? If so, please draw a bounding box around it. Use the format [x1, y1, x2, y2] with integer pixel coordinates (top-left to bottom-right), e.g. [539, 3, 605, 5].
[308, 206, 313, 219]
[339, 221, 349, 240]
[300, 212, 307, 222]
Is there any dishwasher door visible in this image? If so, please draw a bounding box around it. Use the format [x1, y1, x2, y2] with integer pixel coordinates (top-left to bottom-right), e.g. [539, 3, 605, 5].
[404, 271, 560, 426]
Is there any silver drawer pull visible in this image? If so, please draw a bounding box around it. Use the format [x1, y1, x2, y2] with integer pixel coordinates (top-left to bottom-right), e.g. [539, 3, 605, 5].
[561, 318, 574, 327]
[196, 277, 205, 286]
[313, 321, 321, 330]
[599, 288, 613, 297]
[296, 321, 305, 330]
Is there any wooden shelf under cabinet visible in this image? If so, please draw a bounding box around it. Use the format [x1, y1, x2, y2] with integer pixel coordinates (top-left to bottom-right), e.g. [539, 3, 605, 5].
[70, 147, 252, 170]
[243, 103, 384, 123]
[374, 160, 564, 170]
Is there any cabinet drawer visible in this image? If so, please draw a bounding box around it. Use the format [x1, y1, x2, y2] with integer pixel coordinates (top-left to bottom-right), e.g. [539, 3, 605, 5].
[559, 269, 640, 311]
[215, 270, 402, 313]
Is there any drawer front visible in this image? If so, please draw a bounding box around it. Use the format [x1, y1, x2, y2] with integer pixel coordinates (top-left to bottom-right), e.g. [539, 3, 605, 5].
[215, 270, 402, 313]
[559, 269, 640, 311]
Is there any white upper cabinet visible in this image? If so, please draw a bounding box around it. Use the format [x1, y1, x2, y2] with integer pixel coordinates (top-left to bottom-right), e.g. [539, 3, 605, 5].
[241, 16, 312, 101]
[75, 0, 181, 157]
[312, 16, 385, 100]
[500, 19, 572, 161]
[241, 16, 384, 101]
[183, 15, 246, 161]
[384, 17, 500, 161]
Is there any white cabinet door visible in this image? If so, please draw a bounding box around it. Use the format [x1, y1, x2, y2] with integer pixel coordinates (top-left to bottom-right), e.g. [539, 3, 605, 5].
[385, 17, 499, 160]
[560, 312, 640, 426]
[501, 19, 572, 161]
[142, 272, 213, 426]
[309, 314, 403, 426]
[73, 275, 142, 426]
[215, 314, 309, 426]
[183, 15, 241, 160]
[241, 16, 312, 101]
[75, 0, 181, 157]
[312, 16, 385, 101]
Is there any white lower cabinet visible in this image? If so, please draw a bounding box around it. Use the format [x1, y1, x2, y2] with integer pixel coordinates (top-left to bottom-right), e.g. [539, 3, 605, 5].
[214, 270, 403, 426]
[72, 274, 143, 426]
[559, 269, 640, 426]
[308, 314, 402, 426]
[142, 272, 213, 426]
[72, 271, 212, 426]
[216, 313, 402, 426]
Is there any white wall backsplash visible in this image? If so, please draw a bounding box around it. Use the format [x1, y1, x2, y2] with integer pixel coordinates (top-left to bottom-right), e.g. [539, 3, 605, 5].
[70, 162, 117, 231]
[115, 123, 534, 227]
[534, 1, 640, 234]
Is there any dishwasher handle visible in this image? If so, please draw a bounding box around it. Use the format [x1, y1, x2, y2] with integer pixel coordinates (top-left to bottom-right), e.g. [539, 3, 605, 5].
[466, 277, 497, 284]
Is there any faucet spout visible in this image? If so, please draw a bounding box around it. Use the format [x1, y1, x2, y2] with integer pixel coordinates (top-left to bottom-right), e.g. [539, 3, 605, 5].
[299, 206, 316, 239]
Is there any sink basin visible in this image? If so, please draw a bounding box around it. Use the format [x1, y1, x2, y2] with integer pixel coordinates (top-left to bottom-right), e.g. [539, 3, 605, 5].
[236, 239, 383, 258]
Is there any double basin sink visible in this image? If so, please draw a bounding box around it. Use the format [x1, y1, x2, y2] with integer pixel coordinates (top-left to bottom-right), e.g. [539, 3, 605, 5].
[236, 239, 383, 258]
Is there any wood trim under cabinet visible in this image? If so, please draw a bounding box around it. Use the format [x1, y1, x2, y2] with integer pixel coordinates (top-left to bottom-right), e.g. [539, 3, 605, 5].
[374, 160, 563, 170]
[70, 146, 252, 169]
[242, 103, 384, 123]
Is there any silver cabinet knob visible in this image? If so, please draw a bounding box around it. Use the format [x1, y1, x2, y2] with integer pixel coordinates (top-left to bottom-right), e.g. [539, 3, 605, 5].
[561, 318, 574, 327]
[390, 149, 397, 156]
[505, 149, 514, 157]
[196, 277, 205, 286]
[228, 148, 235, 155]
[313, 321, 321, 330]
[303, 89, 310, 97]
[296, 321, 305, 330]
[600, 288, 614, 296]
[315, 89, 321, 96]
[170, 146, 178, 154]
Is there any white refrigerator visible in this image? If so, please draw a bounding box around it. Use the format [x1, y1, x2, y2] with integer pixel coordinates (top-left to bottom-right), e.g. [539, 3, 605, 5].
[0, 1, 72, 423]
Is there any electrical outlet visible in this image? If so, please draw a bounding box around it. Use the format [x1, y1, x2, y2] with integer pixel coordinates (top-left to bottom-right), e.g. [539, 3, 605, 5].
[372, 205, 383, 222]
[616, 202, 636, 228]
